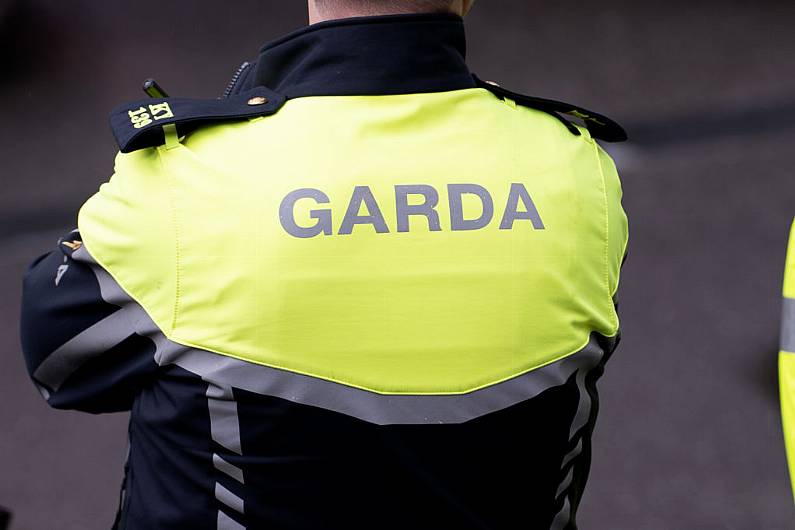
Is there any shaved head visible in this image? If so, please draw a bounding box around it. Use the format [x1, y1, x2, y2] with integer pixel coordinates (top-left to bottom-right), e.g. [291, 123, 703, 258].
[309, 0, 475, 24]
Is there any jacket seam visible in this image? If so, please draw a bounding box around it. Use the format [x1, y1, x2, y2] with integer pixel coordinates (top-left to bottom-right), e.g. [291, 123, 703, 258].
[592, 140, 619, 331]
[170, 331, 611, 395]
[156, 147, 181, 334]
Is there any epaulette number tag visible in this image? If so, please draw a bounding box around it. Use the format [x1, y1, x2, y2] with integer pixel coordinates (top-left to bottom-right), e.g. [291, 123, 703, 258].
[111, 86, 286, 152]
[128, 102, 175, 129]
[566, 109, 606, 127]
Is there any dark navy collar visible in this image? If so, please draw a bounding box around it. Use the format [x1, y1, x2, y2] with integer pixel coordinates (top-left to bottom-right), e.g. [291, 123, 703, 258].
[110, 12, 626, 153]
[248, 12, 476, 98]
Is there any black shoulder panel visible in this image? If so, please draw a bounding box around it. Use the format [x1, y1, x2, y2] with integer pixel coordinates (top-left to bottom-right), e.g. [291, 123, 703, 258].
[473, 75, 627, 143]
[109, 86, 286, 153]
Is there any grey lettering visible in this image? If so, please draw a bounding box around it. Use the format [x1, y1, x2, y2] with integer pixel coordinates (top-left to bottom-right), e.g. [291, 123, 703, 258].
[395, 184, 441, 233]
[279, 188, 333, 238]
[279, 183, 544, 236]
[338, 185, 390, 235]
[448, 183, 494, 231]
[499, 183, 545, 230]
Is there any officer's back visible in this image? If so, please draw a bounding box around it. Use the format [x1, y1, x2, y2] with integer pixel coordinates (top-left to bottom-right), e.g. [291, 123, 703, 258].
[20, 1, 629, 529]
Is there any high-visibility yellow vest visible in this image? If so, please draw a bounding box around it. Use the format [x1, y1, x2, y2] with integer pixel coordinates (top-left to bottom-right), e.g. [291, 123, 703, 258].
[77, 88, 628, 396]
[780, 219, 795, 500]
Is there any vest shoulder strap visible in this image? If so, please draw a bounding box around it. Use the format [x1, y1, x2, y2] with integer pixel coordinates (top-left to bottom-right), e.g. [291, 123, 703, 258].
[473, 74, 627, 143]
[109, 85, 286, 153]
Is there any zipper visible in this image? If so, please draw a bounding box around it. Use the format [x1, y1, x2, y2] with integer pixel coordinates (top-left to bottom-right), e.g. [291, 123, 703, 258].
[222, 61, 251, 98]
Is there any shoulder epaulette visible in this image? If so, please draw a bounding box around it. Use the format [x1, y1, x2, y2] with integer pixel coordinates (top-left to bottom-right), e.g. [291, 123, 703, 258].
[110, 85, 286, 153]
[473, 75, 627, 143]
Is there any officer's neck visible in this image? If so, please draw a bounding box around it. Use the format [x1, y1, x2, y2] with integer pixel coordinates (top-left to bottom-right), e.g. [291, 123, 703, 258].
[307, 1, 467, 25]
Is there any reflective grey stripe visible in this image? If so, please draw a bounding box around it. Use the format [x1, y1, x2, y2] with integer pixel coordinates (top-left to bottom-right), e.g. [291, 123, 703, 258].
[215, 483, 245, 514]
[556, 467, 574, 498]
[160, 337, 605, 425]
[74, 244, 612, 425]
[213, 454, 244, 484]
[33, 307, 134, 391]
[207, 383, 243, 455]
[568, 357, 601, 437]
[72, 245, 134, 306]
[217, 510, 245, 530]
[207, 382, 246, 528]
[551, 498, 571, 530]
[782, 297, 795, 353]
[72, 245, 184, 357]
[33, 245, 163, 391]
[550, 342, 605, 529]
[560, 438, 582, 469]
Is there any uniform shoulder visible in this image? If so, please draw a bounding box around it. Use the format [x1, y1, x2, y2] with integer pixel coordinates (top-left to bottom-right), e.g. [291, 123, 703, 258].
[473, 75, 627, 143]
[108, 72, 285, 154]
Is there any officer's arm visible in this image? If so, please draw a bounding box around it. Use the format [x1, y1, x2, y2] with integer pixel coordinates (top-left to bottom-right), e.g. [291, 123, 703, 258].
[19, 228, 159, 414]
[779, 219, 795, 501]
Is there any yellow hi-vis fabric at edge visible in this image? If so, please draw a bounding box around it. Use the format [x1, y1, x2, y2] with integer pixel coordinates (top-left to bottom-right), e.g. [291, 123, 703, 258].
[780, 218, 795, 502]
[77, 88, 628, 395]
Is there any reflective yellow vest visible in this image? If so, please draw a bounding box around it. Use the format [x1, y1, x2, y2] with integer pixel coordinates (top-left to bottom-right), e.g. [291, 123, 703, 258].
[77, 88, 628, 397]
[780, 219, 795, 500]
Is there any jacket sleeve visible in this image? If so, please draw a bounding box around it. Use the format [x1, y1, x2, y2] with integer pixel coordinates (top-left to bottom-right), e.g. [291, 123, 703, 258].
[779, 218, 795, 501]
[19, 228, 159, 413]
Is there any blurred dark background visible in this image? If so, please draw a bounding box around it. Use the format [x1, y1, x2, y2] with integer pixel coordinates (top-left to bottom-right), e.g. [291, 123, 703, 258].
[2, 1, 794, 528]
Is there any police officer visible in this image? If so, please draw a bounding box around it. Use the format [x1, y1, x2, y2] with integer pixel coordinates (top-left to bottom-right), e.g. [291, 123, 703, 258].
[19, 1, 629, 528]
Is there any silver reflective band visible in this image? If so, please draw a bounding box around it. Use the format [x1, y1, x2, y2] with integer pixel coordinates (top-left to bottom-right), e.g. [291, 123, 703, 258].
[556, 467, 574, 498]
[217, 510, 245, 530]
[206, 383, 243, 455]
[33, 244, 162, 391]
[33, 308, 133, 391]
[782, 297, 795, 353]
[207, 383, 246, 528]
[163, 337, 605, 425]
[72, 244, 613, 426]
[215, 482, 245, 514]
[550, 346, 602, 528]
[213, 453, 245, 484]
[551, 497, 571, 530]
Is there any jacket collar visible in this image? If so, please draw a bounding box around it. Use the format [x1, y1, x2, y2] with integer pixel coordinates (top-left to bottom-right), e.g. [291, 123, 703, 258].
[249, 12, 476, 98]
